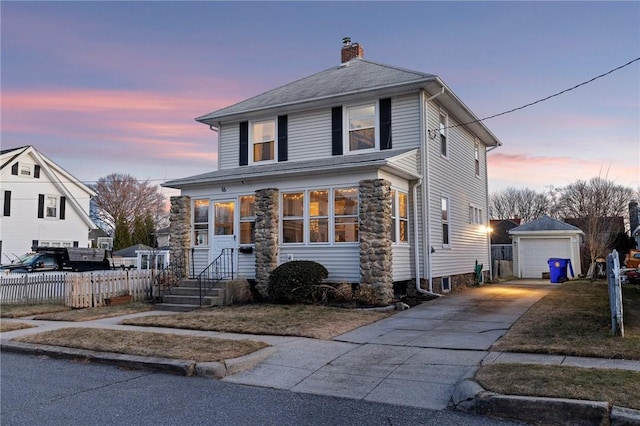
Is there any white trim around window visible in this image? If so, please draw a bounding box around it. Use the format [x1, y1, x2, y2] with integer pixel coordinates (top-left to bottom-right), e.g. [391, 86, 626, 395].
[45, 195, 58, 219]
[249, 118, 276, 164]
[474, 139, 480, 177]
[344, 101, 379, 154]
[391, 189, 409, 244]
[439, 111, 448, 158]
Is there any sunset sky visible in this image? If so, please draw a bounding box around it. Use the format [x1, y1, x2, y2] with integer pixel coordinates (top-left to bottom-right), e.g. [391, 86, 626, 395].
[2, 1, 639, 195]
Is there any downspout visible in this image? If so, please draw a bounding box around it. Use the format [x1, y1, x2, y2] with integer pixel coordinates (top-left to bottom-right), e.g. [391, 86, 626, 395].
[485, 145, 499, 281]
[422, 86, 445, 294]
[413, 180, 441, 297]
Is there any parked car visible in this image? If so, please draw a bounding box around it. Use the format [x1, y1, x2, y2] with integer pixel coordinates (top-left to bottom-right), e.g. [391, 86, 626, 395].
[1, 247, 112, 273]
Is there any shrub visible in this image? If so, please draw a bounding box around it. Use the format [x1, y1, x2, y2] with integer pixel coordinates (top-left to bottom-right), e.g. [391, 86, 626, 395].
[268, 260, 329, 304]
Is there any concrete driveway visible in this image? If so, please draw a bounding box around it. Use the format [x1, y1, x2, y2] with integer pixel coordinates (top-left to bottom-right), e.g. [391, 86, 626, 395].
[224, 281, 553, 410]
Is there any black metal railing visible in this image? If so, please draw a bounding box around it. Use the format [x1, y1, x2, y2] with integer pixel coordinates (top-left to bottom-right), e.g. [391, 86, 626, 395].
[152, 249, 188, 303]
[197, 248, 234, 307]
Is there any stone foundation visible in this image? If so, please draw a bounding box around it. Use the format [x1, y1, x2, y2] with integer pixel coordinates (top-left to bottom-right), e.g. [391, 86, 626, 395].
[358, 179, 393, 306]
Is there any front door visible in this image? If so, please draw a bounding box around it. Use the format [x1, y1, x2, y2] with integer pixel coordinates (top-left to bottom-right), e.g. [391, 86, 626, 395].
[212, 200, 236, 260]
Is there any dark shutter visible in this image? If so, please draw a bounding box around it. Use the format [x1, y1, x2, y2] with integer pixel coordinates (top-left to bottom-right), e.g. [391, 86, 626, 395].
[34, 165, 41, 178]
[277, 115, 288, 162]
[239, 121, 249, 166]
[60, 196, 66, 220]
[331, 106, 343, 156]
[11, 163, 18, 175]
[37, 194, 44, 218]
[3, 191, 11, 216]
[380, 98, 392, 150]
[73, 241, 79, 248]
[32, 240, 39, 250]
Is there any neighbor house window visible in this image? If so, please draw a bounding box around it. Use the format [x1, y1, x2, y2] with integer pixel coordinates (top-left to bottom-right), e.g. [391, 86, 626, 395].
[46, 196, 58, 218]
[309, 190, 329, 243]
[282, 192, 304, 243]
[441, 196, 450, 246]
[251, 119, 275, 163]
[193, 199, 209, 246]
[334, 187, 359, 243]
[239, 195, 255, 244]
[347, 104, 376, 152]
[391, 190, 409, 243]
[439, 112, 448, 157]
[474, 141, 480, 176]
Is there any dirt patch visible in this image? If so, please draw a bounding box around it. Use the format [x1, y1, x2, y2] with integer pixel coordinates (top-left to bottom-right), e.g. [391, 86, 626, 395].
[0, 304, 70, 318]
[32, 303, 154, 322]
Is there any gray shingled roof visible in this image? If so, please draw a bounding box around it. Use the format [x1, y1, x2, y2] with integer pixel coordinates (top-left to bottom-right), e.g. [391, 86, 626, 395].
[196, 58, 436, 123]
[509, 216, 583, 233]
[164, 148, 417, 189]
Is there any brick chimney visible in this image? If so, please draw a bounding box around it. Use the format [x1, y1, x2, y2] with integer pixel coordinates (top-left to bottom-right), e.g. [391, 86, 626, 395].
[341, 37, 363, 63]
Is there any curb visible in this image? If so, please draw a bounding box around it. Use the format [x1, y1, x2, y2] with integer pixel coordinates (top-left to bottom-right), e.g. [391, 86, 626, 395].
[0, 340, 274, 379]
[452, 378, 640, 426]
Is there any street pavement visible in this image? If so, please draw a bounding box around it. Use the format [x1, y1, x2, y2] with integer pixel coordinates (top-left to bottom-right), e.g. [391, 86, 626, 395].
[2, 279, 639, 424]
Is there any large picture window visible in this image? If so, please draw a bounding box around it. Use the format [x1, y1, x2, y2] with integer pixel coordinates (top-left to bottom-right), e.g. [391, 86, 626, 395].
[194, 199, 210, 246]
[347, 104, 376, 152]
[239, 195, 256, 244]
[334, 187, 359, 243]
[282, 192, 304, 243]
[251, 120, 275, 163]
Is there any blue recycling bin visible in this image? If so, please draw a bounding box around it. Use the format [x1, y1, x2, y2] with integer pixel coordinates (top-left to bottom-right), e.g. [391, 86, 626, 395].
[548, 258, 574, 283]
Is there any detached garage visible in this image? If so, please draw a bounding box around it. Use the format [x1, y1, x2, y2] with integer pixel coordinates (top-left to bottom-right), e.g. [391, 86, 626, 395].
[509, 216, 583, 279]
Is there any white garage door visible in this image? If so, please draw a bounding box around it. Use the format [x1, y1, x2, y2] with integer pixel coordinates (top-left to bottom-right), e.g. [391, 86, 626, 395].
[520, 238, 571, 278]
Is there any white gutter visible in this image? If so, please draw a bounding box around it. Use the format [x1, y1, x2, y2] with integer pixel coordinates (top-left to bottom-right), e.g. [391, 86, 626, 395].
[419, 86, 445, 297]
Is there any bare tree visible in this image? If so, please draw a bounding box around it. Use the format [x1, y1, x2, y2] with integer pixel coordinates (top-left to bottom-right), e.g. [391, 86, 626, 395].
[91, 173, 166, 249]
[489, 187, 550, 223]
[557, 177, 634, 275]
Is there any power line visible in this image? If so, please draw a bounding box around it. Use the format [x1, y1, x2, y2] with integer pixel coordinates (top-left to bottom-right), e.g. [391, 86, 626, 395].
[445, 57, 640, 131]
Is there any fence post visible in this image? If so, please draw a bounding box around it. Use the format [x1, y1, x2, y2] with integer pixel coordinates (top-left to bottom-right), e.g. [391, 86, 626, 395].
[607, 250, 624, 337]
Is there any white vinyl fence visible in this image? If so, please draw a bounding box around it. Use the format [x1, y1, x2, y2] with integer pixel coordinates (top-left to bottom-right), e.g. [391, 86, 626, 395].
[1, 270, 153, 308]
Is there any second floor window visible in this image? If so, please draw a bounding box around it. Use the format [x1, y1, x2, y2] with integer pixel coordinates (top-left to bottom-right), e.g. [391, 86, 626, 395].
[347, 104, 376, 152]
[251, 119, 275, 163]
[474, 141, 480, 176]
[439, 112, 448, 157]
[46, 196, 58, 218]
[441, 196, 450, 246]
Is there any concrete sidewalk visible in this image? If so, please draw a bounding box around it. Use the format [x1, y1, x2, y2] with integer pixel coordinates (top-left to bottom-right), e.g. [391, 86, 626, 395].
[2, 280, 639, 425]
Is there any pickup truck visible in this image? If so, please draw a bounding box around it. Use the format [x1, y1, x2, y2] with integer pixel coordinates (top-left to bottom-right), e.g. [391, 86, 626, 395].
[1, 247, 112, 273]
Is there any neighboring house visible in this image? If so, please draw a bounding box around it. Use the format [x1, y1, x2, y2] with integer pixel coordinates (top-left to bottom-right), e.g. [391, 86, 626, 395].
[112, 243, 169, 270]
[509, 216, 583, 279]
[164, 40, 502, 303]
[89, 228, 113, 250]
[0, 146, 96, 264]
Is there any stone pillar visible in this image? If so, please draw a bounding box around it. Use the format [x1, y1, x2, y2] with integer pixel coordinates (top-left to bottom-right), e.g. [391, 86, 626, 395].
[254, 188, 279, 298]
[359, 179, 393, 305]
[169, 196, 191, 277]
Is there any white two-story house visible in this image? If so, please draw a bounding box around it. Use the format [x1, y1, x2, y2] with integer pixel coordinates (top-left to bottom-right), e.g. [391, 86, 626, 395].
[0, 146, 96, 263]
[164, 40, 501, 304]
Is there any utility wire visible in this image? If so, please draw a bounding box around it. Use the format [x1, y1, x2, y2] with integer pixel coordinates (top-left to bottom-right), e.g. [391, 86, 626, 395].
[445, 57, 640, 131]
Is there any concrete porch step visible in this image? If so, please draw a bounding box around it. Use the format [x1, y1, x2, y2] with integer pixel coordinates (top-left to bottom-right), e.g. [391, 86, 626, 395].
[152, 303, 203, 312]
[161, 294, 221, 306]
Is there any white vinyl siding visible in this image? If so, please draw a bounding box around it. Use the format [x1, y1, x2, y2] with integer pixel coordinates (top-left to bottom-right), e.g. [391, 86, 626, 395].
[390, 93, 421, 150]
[426, 97, 490, 279]
[279, 246, 359, 283]
[219, 124, 240, 170]
[287, 109, 332, 161]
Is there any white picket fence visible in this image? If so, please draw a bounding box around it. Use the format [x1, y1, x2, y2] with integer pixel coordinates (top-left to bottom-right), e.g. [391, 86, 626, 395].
[0, 270, 153, 308]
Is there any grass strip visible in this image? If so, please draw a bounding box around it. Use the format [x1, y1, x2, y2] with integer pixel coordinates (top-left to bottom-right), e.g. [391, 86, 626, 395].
[492, 281, 640, 359]
[14, 328, 268, 363]
[0, 320, 36, 332]
[121, 304, 391, 339]
[1, 304, 70, 318]
[476, 363, 640, 410]
[32, 303, 154, 322]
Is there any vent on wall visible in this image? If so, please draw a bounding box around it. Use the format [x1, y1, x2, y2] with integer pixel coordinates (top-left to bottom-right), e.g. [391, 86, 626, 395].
[442, 276, 451, 293]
